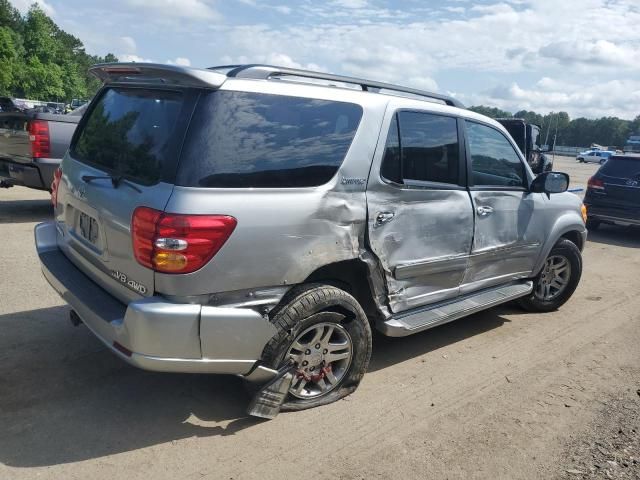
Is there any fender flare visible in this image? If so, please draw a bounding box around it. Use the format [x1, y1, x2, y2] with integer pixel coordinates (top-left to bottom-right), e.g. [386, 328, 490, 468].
[532, 213, 586, 275]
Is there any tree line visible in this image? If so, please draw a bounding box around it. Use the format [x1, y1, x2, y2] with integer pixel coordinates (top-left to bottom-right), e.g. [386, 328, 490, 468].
[469, 105, 640, 149]
[0, 1, 117, 103]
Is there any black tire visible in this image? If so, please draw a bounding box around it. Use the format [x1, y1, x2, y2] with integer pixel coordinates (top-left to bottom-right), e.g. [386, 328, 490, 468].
[519, 238, 582, 313]
[600, 158, 606, 165]
[586, 217, 600, 230]
[261, 284, 372, 411]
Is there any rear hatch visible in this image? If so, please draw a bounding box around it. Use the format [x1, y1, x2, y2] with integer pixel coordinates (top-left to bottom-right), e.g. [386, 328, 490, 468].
[55, 84, 200, 303]
[591, 156, 640, 214]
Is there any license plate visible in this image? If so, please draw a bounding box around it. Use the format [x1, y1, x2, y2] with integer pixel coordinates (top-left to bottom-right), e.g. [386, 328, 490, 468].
[78, 212, 99, 245]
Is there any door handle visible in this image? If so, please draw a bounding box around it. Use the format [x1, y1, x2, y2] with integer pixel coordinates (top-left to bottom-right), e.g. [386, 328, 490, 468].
[375, 211, 395, 227]
[476, 206, 494, 216]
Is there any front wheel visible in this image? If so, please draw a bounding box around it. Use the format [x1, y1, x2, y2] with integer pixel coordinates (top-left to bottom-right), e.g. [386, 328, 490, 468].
[261, 284, 372, 411]
[519, 239, 582, 312]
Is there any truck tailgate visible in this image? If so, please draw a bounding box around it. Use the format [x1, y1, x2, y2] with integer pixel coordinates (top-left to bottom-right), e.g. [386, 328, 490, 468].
[0, 112, 30, 163]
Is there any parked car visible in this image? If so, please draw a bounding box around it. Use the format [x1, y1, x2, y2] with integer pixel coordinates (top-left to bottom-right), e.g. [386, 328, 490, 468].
[35, 63, 587, 416]
[576, 149, 614, 164]
[496, 118, 553, 174]
[584, 154, 640, 229]
[624, 134, 640, 153]
[0, 104, 86, 191]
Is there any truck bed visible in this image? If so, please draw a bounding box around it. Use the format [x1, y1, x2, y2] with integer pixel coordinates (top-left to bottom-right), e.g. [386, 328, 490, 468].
[0, 110, 82, 190]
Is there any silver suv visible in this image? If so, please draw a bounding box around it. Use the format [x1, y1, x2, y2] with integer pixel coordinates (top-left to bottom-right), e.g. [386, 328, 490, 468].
[35, 63, 587, 414]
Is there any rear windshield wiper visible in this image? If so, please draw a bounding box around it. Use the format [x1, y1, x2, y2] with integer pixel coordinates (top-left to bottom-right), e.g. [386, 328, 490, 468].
[81, 174, 142, 193]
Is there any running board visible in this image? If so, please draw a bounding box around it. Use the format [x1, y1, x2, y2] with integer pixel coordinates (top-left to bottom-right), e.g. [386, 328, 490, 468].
[378, 281, 533, 337]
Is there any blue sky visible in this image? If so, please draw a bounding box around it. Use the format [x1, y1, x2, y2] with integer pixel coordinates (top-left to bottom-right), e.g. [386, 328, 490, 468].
[10, 0, 640, 119]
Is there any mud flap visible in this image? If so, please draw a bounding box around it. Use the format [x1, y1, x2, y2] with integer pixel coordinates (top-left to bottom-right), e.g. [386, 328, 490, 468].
[246, 362, 296, 419]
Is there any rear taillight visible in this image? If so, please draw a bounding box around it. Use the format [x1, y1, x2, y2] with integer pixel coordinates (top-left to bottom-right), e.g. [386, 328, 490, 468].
[28, 120, 50, 158]
[50, 167, 62, 206]
[587, 176, 605, 191]
[132, 207, 237, 274]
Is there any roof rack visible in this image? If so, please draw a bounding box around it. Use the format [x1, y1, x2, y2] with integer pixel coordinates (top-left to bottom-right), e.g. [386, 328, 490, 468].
[208, 64, 465, 109]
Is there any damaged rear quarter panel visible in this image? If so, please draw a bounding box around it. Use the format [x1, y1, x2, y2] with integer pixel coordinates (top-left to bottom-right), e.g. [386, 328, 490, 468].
[155, 83, 389, 298]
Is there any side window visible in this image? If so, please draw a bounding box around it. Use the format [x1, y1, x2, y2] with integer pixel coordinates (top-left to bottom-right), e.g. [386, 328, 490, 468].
[380, 111, 460, 185]
[466, 121, 526, 188]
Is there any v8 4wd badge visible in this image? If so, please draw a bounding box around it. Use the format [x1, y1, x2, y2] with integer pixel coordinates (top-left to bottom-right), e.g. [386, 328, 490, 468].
[111, 270, 147, 295]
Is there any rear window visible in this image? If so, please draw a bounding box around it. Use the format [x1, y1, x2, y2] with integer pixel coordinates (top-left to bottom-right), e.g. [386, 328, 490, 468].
[71, 88, 186, 185]
[600, 157, 640, 178]
[177, 91, 363, 188]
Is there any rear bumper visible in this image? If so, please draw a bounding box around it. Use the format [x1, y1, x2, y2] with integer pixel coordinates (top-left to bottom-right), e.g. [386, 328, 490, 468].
[0, 157, 59, 190]
[586, 204, 640, 226]
[35, 221, 278, 377]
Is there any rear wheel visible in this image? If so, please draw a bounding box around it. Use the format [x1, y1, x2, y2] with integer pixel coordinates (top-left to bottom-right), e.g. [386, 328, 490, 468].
[600, 158, 606, 165]
[261, 284, 372, 411]
[519, 239, 582, 312]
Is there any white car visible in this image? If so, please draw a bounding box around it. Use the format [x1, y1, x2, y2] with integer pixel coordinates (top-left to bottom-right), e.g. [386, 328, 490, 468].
[577, 149, 614, 164]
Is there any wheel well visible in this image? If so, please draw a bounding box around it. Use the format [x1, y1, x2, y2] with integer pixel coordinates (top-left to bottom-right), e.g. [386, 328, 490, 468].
[561, 230, 584, 251]
[302, 259, 382, 322]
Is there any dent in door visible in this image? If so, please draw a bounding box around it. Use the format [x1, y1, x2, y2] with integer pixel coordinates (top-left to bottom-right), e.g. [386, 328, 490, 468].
[463, 190, 542, 289]
[368, 189, 474, 312]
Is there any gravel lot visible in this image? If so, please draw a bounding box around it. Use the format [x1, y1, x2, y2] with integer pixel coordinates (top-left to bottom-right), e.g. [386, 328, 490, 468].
[1, 155, 639, 480]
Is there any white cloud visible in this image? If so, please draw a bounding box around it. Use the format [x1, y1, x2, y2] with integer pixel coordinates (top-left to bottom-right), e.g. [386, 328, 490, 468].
[539, 39, 640, 68]
[166, 57, 191, 66]
[461, 77, 640, 119]
[118, 53, 154, 63]
[10, 0, 55, 16]
[330, 0, 369, 8]
[118, 36, 137, 54]
[123, 0, 219, 20]
[274, 5, 292, 15]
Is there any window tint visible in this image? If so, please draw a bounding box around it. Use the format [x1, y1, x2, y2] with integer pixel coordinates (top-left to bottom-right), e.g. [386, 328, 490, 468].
[71, 88, 185, 185]
[467, 121, 525, 188]
[380, 111, 460, 185]
[600, 157, 640, 178]
[177, 91, 362, 188]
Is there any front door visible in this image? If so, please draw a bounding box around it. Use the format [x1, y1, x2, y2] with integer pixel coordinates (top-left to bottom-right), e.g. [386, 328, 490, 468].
[462, 120, 546, 294]
[367, 108, 474, 313]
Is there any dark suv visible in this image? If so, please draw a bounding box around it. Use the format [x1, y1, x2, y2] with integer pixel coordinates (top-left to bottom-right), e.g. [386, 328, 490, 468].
[584, 154, 640, 229]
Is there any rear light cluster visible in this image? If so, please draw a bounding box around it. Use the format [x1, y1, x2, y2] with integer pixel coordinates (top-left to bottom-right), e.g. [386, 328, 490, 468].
[587, 176, 605, 191]
[28, 120, 50, 158]
[50, 167, 62, 206]
[132, 207, 237, 274]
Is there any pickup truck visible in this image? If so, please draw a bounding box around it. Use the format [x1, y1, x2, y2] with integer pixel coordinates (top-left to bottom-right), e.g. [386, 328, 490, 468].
[0, 100, 85, 191]
[497, 118, 553, 174]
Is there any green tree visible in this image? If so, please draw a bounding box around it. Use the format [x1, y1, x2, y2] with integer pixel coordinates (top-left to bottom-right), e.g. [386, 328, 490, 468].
[0, 3, 118, 102]
[469, 105, 512, 119]
[0, 26, 19, 95]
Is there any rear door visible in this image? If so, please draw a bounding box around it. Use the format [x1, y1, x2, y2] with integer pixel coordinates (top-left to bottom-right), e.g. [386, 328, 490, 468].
[462, 120, 545, 293]
[367, 109, 474, 313]
[55, 86, 197, 303]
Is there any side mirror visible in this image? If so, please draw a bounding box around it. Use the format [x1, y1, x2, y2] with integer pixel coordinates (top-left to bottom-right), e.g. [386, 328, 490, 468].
[530, 171, 569, 195]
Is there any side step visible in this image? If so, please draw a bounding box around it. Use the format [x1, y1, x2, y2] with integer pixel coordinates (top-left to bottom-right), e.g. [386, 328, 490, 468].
[378, 281, 533, 337]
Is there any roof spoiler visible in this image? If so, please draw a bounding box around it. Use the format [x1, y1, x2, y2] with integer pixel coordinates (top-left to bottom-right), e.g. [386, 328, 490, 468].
[89, 63, 226, 89]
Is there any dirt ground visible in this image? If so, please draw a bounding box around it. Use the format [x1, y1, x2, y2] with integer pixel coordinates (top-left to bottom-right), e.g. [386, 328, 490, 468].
[1, 155, 639, 480]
